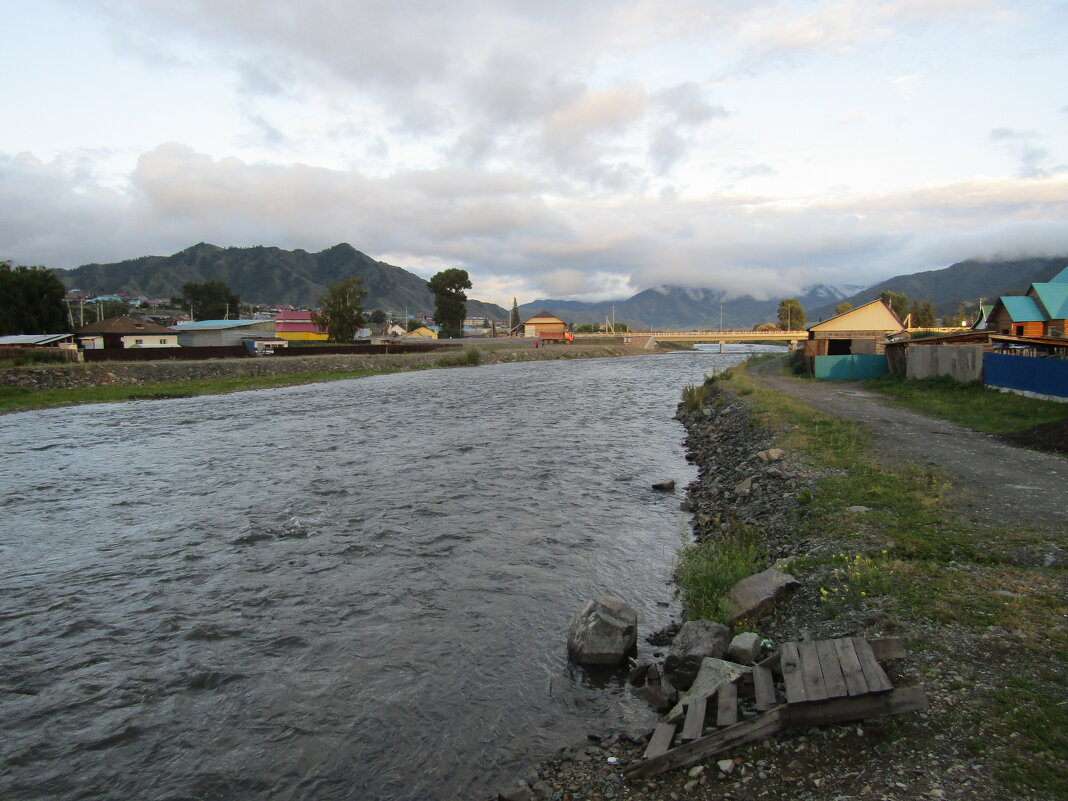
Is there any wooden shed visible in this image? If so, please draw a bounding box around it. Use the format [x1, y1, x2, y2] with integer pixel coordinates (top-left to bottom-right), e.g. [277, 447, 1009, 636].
[805, 299, 905, 356]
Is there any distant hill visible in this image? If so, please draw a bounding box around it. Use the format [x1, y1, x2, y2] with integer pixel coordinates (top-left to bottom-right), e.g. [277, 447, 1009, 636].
[519, 283, 849, 330]
[810, 255, 1068, 323]
[53, 243, 508, 319]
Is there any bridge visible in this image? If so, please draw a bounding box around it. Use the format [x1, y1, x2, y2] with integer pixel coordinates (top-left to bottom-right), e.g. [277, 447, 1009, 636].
[572, 329, 809, 349]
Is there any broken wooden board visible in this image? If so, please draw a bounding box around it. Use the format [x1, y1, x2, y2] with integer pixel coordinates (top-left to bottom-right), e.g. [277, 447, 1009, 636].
[627, 709, 784, 779]
[628, 685, 927, 779]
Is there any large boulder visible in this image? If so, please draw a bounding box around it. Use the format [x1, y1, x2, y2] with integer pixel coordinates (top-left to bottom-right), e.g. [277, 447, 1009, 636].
[567, 596, 638, 666]
[662, 620, 731, 691]
[721, 568, 799, 625]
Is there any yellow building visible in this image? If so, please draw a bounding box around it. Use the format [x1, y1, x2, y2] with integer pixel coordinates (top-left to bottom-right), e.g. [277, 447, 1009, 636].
[520, 310, 567, 338]
[401, 326, 438, 339]
[806, 300, 905, 355]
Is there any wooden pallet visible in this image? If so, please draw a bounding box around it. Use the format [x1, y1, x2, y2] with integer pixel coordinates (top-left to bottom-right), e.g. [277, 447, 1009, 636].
[627, 636, 925, 779]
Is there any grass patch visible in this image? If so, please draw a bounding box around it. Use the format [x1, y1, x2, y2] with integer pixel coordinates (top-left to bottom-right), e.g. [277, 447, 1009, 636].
[865, 374, 1068, 433]
[679, 382, 707, 414]
[675, 527, 764, 621]
[435, 346, 482, 367]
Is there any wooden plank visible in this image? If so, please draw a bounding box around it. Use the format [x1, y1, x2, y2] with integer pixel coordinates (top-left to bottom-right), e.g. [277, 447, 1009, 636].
[716, 680, 738, 727]
[757, 650, 781, 672]
[868, 637, 907, 661]
[815, 639, 849, 699]
[782, 685, 927, 728]
[680, 695, 708, 742]
[797, 640, 829, 702]
[852, 637, 892, 693]
[833, 636, 870, 697]
[643, 722, 676, 760]
[780, 642, 808, 703]
[626, 709, 784, 779]
[753, 664, 776, 712]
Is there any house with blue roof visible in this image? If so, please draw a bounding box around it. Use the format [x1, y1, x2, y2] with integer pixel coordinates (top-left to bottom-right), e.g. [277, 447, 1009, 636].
[986, 266, 1068, 338]
[171, 318, 276, 347]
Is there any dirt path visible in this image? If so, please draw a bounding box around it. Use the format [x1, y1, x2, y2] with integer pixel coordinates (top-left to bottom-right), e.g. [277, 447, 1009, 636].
[749, 360, 1068, 536]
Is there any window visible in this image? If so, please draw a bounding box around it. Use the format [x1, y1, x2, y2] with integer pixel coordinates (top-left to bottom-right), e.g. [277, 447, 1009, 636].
[134, 339, 144, 344]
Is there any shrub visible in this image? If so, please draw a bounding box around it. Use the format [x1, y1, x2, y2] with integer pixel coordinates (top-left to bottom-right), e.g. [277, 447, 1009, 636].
[675, 528, 764, 621]
[680, 382, 707, 413]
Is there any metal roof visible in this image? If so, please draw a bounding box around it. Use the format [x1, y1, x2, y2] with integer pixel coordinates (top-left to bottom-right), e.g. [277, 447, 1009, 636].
[1031, 283, 1068, 319]
[1050, 265, 1068, 284]
[172, 319, 273, 330]
[1000, 295, 1045, 322]
[0, 334, 72, 345]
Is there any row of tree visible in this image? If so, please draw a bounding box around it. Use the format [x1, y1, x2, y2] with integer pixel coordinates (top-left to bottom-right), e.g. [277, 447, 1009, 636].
[0, 262, 68, 336]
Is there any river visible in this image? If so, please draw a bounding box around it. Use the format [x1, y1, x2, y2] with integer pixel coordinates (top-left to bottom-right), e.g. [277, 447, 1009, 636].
[0, 345, 780, 801]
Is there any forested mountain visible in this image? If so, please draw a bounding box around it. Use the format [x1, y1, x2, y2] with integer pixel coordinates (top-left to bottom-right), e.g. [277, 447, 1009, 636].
[809, 256, 1068, 323]
[519, 284, 849, 330]
[53, 243, 508, 319]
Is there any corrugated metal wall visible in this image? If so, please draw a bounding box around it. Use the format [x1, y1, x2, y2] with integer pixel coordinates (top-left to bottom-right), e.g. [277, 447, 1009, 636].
[984, 352, 1068, 400]
[813, 354, 888, 380]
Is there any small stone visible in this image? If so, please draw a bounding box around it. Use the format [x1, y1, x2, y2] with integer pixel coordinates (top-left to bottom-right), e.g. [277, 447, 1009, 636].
[846, 505, 871, 513]
[688, 766, 705, 778]
[717, 759, 735, 775]
[652, 480, 676, 491]
[755, 448, 784, 462]
[734, 476, 755, 495]
[683, 780, 699, 791]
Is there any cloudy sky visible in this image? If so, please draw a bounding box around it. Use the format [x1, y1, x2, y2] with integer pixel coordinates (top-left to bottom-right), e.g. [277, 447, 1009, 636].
[2, 1, 1067, 305]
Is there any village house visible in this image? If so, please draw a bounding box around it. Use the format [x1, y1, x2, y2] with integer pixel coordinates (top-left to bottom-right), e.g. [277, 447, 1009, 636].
[75, 316, 179, 349]
[272, 309, 328, 341]
[401, 326, 437, 339]
[518, 310, 567, 338]
[985, 265, 1068, 338]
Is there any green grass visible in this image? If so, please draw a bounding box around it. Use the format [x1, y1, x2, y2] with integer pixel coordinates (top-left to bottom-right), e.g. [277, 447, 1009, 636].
[675, 527, 764, 621]
[676, 357, 1068, 796]
[0, 368, 393, 412]
[865, 374, 1068, 433]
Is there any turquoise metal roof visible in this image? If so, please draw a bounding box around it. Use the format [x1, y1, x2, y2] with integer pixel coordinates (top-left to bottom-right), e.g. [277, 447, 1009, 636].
[172, 319, 271, 330]
[1000, 295, 1045, 322]
[1032, 283, 1068, 319]
[1049, 265, 1068, 284]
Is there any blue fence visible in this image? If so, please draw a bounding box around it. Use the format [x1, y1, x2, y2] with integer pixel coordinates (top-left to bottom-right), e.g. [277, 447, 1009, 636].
[983, 352, 1068, 400]
[813, 354, 888, 380]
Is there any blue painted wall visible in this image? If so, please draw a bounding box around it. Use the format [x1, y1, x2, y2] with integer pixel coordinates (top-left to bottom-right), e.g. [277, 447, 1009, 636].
[983, 352, 1068, 399]
[814, 354, 888, 380]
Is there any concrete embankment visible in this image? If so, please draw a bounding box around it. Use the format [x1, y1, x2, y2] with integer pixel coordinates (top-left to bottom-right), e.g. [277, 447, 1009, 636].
[0, 342, 653, 391]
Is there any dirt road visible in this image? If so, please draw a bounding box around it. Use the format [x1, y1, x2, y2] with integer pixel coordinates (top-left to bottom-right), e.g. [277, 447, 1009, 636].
[750, 360, 1068, 537]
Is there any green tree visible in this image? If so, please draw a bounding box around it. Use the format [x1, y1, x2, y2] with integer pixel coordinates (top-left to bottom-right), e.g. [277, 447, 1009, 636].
[406, 317, 424, 333]
[909, 297, 936, 328]
[427, 268, 472, 339]
[369, 309, 387, 333]
[834, 301, 853, 316]
[172, 280, 240, 321]
[312, 277, 367, 343]
[0, 261, 69, 335]
[777, 298, 806, 330]
[509, 298, 521, 331]
[879, 290, 910, 320]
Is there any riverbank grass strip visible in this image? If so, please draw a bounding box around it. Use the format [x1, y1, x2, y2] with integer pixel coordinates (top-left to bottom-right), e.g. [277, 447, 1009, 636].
[677, 359, 1068, 796]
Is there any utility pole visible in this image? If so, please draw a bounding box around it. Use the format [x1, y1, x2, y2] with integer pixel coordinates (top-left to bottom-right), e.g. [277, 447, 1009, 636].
[719, 303, 723, 331]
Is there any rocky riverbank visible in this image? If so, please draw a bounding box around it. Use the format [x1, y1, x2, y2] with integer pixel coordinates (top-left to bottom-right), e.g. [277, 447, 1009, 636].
[499, 374, 1012, 801]
[0, 343, 650, 393]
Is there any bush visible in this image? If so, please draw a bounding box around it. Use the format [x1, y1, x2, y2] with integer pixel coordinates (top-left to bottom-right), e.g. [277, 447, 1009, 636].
[436, 346, 482, 367]
[680, 382, 707, 413]
[8, 348, 71, 366]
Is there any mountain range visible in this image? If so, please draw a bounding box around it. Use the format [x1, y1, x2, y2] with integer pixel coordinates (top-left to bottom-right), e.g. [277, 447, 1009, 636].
[809, 256, 1068, 322]
[53, 243, 1068, 330]
[54, 242, 509, 320]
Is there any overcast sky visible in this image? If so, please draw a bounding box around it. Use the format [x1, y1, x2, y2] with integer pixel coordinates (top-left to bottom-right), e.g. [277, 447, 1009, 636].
[2, 1, 1067, 305]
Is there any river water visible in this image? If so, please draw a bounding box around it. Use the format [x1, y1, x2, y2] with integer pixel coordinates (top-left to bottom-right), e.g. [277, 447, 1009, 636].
[0, 346, 778, 801]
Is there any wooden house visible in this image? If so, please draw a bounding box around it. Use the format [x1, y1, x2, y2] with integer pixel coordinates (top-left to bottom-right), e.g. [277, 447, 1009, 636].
[519, 310, 567, 339]
[986, 266, 1068, 338]
[805, 300, 905, 356]
[75, 316, 179, 349]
